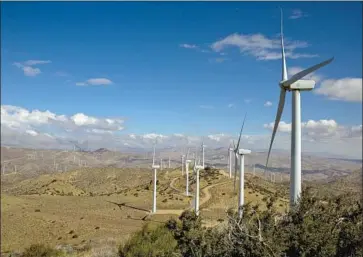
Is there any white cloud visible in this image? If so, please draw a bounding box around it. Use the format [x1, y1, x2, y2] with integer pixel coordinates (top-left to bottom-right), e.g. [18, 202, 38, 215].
[1, 105, 361, 159]
[264, 121, 291, 133]
[13, 60, 51, 77]
[228, 103, 234, 108]
[210, 33, 317, 61]
[314, 78, 362, 102]
[25, 129, 38, 136]
[207, 134, 226, 142]
[23, 60, 51, 66]
[179, 44, 198, 49]
[264, 119, 361, 141]
[76, 78, 113, 86]
[289, 9, 308, 20]
[264, 101, 273, 107]
[1, 105, 124, 137]
[87, 78, 113, 85]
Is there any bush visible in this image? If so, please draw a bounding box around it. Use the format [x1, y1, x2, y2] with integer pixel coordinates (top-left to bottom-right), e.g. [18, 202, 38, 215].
[20, 244, 60, 257]
[118, 189, 363, 257]
[118, 222, 179, 257]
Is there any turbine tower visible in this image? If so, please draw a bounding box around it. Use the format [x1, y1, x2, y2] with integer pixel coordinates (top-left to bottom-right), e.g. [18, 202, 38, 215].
[181, 154, 185, 175]
[151, 143, 160, 213]
[185, 148, 191, 196]
[265, 9, 333, 207]
[233, 113, 248, 219]
[227, 144, 233, 178]
[193, 154, 204, 216]
[201, 141, 205, 168]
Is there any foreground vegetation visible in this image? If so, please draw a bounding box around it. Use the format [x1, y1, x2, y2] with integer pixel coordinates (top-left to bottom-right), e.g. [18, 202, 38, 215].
[14, 188, 362, 257]
[119, 188, 362, 257]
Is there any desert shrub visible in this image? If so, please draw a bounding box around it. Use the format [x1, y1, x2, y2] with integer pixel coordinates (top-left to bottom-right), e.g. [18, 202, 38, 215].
[119, 189, 363, 257]
[204, 166, 211, 172]
[118, 222, 179, 257]
[20, 244, 60, 257]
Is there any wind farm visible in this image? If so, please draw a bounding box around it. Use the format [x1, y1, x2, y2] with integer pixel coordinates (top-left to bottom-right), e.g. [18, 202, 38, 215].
[1, 2, 362, 257]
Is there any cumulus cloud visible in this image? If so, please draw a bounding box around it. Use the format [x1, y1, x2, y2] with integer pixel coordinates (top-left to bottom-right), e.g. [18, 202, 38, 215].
[210, 33, 317, 61]
[264, 101, 273, 107]
[289, 9, 308, 20]
[1, 105, 124, 138]
[76, 78, 113, 86]
[264, 119, 362, 141]
[314, 78, 362, 102]
[1, 105, 361, 158]
[13, 60, 51, 77]
[179, 43, 198, 49]
[23, 60, 51, 66]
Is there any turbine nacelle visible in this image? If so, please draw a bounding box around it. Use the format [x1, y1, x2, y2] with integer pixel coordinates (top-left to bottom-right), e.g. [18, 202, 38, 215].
[237, 149, 251, 155]
[280, 79, 316, 91]
[290, 79, 316, 91]
[152, 165, 160, 169]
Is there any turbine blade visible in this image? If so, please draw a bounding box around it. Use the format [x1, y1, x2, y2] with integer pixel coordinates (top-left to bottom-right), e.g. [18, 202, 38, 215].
[282, 58, 334, 87]
[265, 88, 286, 171]
[236, 113, 247, 150]
[280, 8, 288, 81]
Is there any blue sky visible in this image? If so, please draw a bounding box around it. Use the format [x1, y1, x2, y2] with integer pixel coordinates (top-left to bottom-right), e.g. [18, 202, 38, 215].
[1, 1, 362, 156]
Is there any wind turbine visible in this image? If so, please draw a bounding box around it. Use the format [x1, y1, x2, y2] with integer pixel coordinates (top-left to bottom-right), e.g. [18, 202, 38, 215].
[193, 152, 204, 216]
[185, 148, 191, 196]
[181, 154, 185, 175]
[151, 142, 160, 213]
[201, 140, 205, 168]
[265, 9, 334, 207]
[227, 144, 233, 178]
[233, 113, 250, 219]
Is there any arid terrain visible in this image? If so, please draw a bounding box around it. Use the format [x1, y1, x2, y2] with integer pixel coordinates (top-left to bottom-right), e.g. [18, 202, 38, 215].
[1, 146, 361, 254]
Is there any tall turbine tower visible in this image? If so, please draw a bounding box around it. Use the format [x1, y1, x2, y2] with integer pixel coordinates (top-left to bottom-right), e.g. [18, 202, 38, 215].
[265, 9, 333, 207]
[151, 143, 160, 213]
[185, 148, 191, 196]
[193, 154, 204, 216]
[228, 144, 233, 179]
[201, 141, 205, 168]
[181, 154, 185, 175]
[233, 113, 248, 218]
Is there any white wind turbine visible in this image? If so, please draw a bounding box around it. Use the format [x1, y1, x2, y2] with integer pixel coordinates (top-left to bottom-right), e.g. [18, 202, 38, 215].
[233, 113, 250, 219]
[185, 148, 191, 196]
[181, 154, 185, 175]
[151, 142, 160, 213]
[265, 9, 334, 207]
[201, 140, 205, 168]
[193, 152, 204, 216]
[227, 144, 234, 178]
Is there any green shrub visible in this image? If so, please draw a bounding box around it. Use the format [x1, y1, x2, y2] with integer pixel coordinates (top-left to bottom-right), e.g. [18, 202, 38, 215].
[118, 222, 179, 257]
[119, 189, 363, 257]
